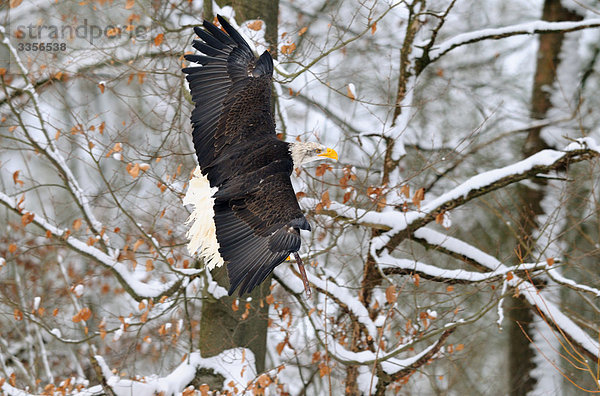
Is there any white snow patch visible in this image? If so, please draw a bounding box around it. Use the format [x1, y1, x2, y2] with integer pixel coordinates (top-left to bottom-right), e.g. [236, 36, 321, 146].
[426, 309, 437, 319]
[565, 137, 600, 153]
[497, 279, 508, 329]
[529, 298, 562, 395]
[374, 315, 387, 327]
[33, 296, 41, 310]
[90, 349, 255, 396]
[357, 365, 377, 394]
[113, 324, 124, 341]
[441, 211, 451, 229]
[73, 284, 84, 297]
[347, 83, 357, 99]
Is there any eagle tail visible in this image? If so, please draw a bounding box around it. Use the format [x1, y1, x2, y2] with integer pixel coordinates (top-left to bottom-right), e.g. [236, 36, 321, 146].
[183, 167, 224, 270]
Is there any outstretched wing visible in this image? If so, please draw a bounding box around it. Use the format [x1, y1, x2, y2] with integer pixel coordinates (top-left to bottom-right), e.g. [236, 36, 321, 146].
[183, 16, 310, 295]
[214, 171, 311, 295]
[182, 15, 275, 181]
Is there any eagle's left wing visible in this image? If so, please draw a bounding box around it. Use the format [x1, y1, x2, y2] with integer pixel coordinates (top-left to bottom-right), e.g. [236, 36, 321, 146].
[182, 15, 276, 186]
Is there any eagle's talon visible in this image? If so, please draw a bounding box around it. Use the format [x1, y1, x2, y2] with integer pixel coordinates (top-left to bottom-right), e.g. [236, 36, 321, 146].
[294, 252, 312, 298]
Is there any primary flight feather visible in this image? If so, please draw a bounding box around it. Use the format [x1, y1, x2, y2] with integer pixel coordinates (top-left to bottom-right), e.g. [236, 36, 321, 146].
[182, 15, 337, 296]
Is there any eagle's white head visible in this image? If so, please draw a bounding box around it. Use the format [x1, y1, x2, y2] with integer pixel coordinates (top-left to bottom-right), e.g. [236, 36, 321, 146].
[290, 141, 338, 168]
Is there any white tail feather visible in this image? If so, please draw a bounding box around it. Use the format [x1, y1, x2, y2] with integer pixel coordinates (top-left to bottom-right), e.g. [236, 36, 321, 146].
[183, 166, 224, 270]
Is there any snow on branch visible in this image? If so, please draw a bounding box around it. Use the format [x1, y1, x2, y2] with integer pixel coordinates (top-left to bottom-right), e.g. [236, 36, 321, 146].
[414, 228, 600, 359]
[375, 141, 600, 253]
[425, 18, 600, 66]
[0, 192, 181, 301]
[88, 350, 255, 395]
[376, 253, 549, 284]
[275, 266, 467, 371]
[305, 268, 378, 336]
[0, 28, 110, 250]
[308, 139, 599, 252]
[298, 139, 600, 360]
[0, 349, 256, 395]
[320, 326, 453, 375]
[547, 267, 600, 297]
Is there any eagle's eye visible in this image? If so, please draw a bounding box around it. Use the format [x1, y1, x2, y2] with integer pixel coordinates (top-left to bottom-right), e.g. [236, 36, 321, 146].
[315, 148, 322, 154]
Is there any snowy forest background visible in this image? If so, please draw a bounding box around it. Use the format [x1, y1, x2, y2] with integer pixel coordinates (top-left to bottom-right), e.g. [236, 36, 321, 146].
[1, 0, 600, 394]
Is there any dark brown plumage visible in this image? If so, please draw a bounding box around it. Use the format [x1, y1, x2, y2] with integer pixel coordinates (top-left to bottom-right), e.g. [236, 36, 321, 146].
[182, 16, 311, 295]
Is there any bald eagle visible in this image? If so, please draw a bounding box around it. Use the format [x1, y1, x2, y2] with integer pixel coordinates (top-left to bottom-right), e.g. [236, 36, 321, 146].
[182, 15, 337, 296]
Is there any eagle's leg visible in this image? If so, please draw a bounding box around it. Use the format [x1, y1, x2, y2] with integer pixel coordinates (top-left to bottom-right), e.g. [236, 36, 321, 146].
[293, 252, 312, 298]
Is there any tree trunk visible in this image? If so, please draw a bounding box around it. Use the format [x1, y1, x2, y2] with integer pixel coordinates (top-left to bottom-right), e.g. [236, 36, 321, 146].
[198, 0, 279, 376]
[509, 1, 582, 394]
[216, 0, 280, 56]
[199, 266, 272, 373]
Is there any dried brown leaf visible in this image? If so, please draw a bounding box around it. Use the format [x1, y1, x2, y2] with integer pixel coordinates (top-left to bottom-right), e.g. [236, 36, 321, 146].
[315, 163, 332, 177]
[246, 20, 263, 31]
[385, 284, 397, 304]
[21, 212, 34, 226]
[281, 42, 296, 55]
[133, 239, 144, 252]
[127, 163, 140, 178]
[412, 187, 425, 208]
[321, 190, 331, 209]
[13, 170, 24, 186]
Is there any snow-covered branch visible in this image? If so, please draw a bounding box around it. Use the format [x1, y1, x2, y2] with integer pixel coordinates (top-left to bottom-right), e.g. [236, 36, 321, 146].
[89, 350, 255, 396]
[0, 192, 182, 301]
[308, 140, 600, 250]
[274, 266, 490, 368]
[376, 141, 600, 252]
[0, 28, 110, 251]
[0, 349, 255, 396]
[422, 18, 600, 68]
[414, 228, 600, 359]
[377, 255, 549, 284]
[298, 139, 600, 363]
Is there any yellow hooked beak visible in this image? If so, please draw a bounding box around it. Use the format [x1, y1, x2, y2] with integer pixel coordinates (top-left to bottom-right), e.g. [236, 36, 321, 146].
[317, 147, 338, 161]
